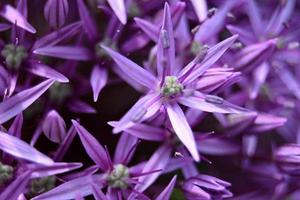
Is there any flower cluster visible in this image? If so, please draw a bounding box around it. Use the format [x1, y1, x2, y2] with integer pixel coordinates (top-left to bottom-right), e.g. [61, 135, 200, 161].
[0, 0, 299, 199]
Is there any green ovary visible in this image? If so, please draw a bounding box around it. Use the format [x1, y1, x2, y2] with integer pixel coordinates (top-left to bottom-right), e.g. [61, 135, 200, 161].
[1, 44, 28, 70]
[161, 76, 183, 97]
[106, 164, 130, 189]
[0, 162, 13, 185]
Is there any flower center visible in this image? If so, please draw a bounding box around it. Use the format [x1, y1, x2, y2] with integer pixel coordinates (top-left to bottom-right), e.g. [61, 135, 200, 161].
[30, 176, 56, 195]
[161, 76, 183, 98]
[106, 164, 130, 189]
[0, 162, 13, 185]
[49, 82, 72, 104]
[1, 44, 28, 70]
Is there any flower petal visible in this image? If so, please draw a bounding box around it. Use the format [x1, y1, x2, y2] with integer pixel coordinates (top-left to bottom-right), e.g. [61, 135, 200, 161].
[246, 0, 263, 37]
[166, 103, 199, 161]
[155, 175, 177, 200]
[90, 65, 108, 102]
[101, 45, 157, 89]
[72, 120, 110, 171]
[134, 17, 159, 42]
[0, 4, 36, 33]
[0, 131, 54, 165]
[33, 46, 93, 61]
[43, 110, 67, 143]
[106, 0, 127, 24]
[113, 133, 138, 165]
[190, 0, 207, 22]
[0, 79, 55, 124]
[44, 0, 69, 29]
[8, 113, 23, 138]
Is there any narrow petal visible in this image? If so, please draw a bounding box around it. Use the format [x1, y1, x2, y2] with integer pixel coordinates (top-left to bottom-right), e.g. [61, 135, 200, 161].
[42, 110, 67, 143]
[166, 103, 199, 161]
[33, 46, 93, 61]
[107, 0, 127, 24]
[246, 0, 263, 37]
[196, 137, 241, 155]
[32, 175, 104, 200]
[0, 23, 10, 32]
[28, 162, 82, 178]
[155, 175, 177, 200]
[72, 120, 110, 171]
[113, 133, 138, 165]
[112, 93, 161, 133]
[157, 2, 176, 78]
[226, 25, 256, 45]
[0, 131, 54, 165]
[0, 79, 55, 124]
[179, 93, 250, 114]
[27, 63, 69, 83]
[180, 35, 238, 85]
[250, 62, 270, 99]
[90, 65, 108, 102]
[134, 17, 159, 42]
[8, 113, 23, 138]
[33, 22, 81, 49]
[0, 4, 36, 33]
[0, 170, 32, 200]
[44, 0, 69, 28]
[101, 45, 157, 89]
[190, 0, 207, 22]
[92, 184, 108, 200]
[67, 99, 96, 113]
[130, 145, 171, 197]
[76, 0, 98, 41]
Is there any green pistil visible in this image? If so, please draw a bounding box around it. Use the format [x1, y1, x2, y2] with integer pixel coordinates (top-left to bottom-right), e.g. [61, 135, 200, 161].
[106, 164, 129, 189]
[30, 176, 56, 195]
[0, 162, 13, 185]
[95, 38, 117, 59]
[49, 82, 72, 104]
[161, 76, 183, 98]
[1, 44, 28, 70]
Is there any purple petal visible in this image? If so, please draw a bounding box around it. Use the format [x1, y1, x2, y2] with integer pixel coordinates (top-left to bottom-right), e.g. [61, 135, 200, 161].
[92, 184, 108, 200]
[67, 99, 96, 113]
[134, 17, 159, 42]
[90, 65, 108, 102]
[101, 45, 157, 89]
[190, 0, 207, 22]
[226, 25, 256, 45]
[76, 0, 98, 41]
[0, 131, 54, 165]
[166, 103, 200, 161]
[246, 0, 263, 37]
[0, 79, 55, 124]
[33, 22, 81, 49]
[8, 113, 23, 138]
[179, 92, 250, 114]
[130, 145, 171, 197]
[113, 133, 138, 165]
[155, 175, 177, 200]
[0, 23, 10, 32]
[180, 35, 238, 85]
[42, 110, 67, 143]
[27, 63, 69, 83]
[106, 0, 127, 24]
[157, 2, 176, 78]
[0, 4, 36, 33]
[0, 170, 32, 200]
[32, 175, 104, 200]
[112, 93, 161, 133]
[33, 46, 93, 61]
[72, 120, 110, 171]
[44, 0, 69, 29]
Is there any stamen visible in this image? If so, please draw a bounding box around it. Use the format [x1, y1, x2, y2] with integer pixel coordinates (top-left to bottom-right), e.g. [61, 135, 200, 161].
[160, 29, 170, 49]
[205, 95, 224, 104]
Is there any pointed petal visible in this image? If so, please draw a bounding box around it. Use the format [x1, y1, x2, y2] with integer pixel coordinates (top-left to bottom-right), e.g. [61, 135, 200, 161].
[113, 133, 138, 165]
[33, 22, 81, 49]
[90, 65, 108, 102]
[107, 0, 127, 24]
[44, 0, 69, 28]
[92, 184, 108, 200]
[179, 93, 250, 114]
[112, 93, 161, 133]
[196, 137, 241, 155]
[166, 103, 199, 161]
[250, 62, 270, 99]
[0, 23, 10, 32]
[0, 170, 32, 200]
[76, 0, 98, 41]
[27, 63, 69, 83]
[101, 45, 156, 89]
[32, 175, 104, 200]
[157, 2, 176, 77]
[190, 0, 207, 22]
[0, 131, 54, 165]
[155, 175, 177, 200]
[0, 79, 55, 124]
[72, 120, 110, 171]
[130, 145, 171, 195]
[43, 110, 67, 143]
[180, 35, 238, 85]
[29, 162, 82, 178]
[246, 0, 263, 37]
[33, 46, 93, 61]
[134, 17, 159, 42]
[8, 113, 23, 138]
[0, 4, 36, 33]
[226, 25, 256, 45]
[109, 122, 168, 141]
[67, 99, 96, 113]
